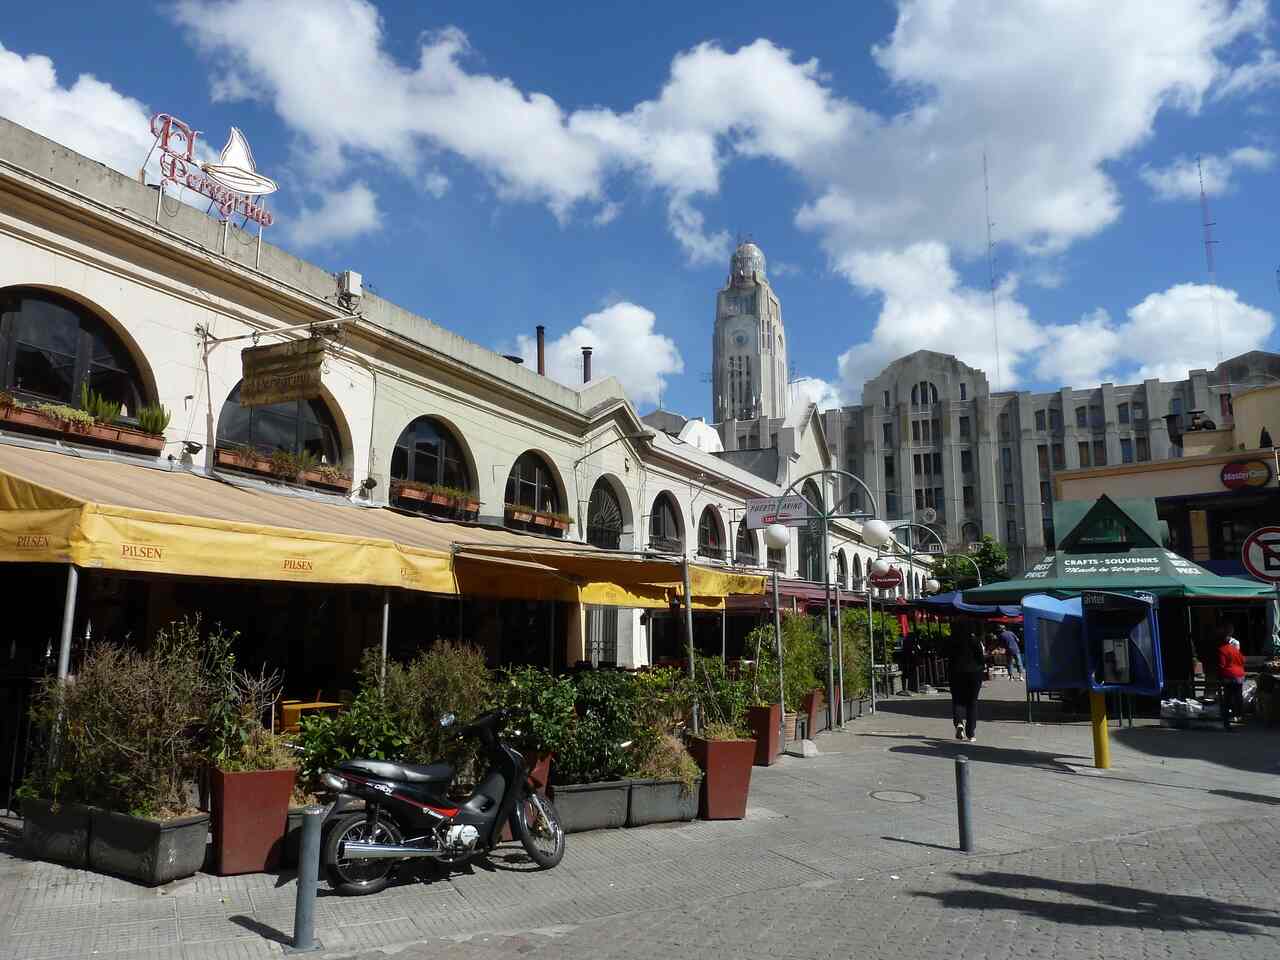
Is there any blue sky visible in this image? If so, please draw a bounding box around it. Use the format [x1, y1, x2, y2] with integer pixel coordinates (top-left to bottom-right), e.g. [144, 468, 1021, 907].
[3, 0, 1279, 416]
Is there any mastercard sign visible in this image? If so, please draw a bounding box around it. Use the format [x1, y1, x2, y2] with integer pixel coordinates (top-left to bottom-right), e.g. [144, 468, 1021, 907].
[1220, 459, 1272, 490]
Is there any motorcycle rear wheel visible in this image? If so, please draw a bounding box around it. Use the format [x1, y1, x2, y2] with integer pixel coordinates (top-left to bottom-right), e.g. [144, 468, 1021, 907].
[515, 791, 564, 868]
[324, 811, 403, 896]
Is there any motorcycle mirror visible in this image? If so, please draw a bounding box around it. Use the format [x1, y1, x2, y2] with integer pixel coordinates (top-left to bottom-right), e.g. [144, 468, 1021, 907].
[439, 712, 456, 729]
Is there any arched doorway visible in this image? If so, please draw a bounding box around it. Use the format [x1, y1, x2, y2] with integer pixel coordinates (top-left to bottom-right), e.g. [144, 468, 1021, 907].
[798, 480, 825, 582]
[504, 451, 564, 536]
[735, 521, 758, 566]
[697, 506, 725, 561]
[649, 492, 682, 554]
[586, 478, 624, 549]
[217, 381, 343, 465]
[0, 286, 151, 413]
[390, 416, 476, 517]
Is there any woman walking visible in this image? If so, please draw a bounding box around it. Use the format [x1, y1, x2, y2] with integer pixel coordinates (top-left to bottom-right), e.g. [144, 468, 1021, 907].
[949, 621, 988, 743]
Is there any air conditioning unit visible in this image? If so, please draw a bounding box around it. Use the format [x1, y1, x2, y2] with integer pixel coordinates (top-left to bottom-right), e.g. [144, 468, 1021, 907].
[338, 270, 363, 303]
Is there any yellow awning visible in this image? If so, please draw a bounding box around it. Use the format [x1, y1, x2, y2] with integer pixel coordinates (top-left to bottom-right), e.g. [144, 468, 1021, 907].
[0, 445, 764, 608]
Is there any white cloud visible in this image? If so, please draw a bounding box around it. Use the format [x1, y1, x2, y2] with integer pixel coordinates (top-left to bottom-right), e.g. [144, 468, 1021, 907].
[515, 302, 683, 406]
[1140, 146, 1275, 201]
[285, 181, 381, 249]
[422, 170, 450, 198]
[0, 41, 155, 177]
[789, 377, 843, 411]
[1033, 308, 1123, 386]
[1216, 47, 1280, 99]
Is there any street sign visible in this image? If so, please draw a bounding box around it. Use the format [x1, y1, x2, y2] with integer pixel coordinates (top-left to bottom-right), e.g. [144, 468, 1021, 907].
[745, 494, 811, 529]
[1241, 525, 1280, 583]
[868, 567, 902, 589]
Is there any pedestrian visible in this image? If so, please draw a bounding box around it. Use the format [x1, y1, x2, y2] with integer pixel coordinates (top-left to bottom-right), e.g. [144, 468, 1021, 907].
[1217, 625, 1246, 730]
[900, 630, 916, 693]
[949, 621, 987, 743]
[1000, 624, 1024, 680]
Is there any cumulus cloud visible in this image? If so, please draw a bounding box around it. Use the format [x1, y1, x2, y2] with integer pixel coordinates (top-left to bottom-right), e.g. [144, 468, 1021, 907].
[285, 181, 381, 249]
[422, 170, 450, 198]
[789, 377, 844, 411]
[515, 302, 683, 406]
[1140, 146, 1275, 201]
[1216, 47, 1280, 99]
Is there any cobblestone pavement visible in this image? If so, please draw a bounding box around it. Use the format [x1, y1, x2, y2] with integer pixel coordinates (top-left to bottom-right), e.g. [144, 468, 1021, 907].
[2, 680, 1278, 960]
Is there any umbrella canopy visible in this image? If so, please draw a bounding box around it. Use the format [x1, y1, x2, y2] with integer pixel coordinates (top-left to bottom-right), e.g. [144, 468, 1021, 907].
[915, 591, 1021, 618]
[962, 547, 1274, 605]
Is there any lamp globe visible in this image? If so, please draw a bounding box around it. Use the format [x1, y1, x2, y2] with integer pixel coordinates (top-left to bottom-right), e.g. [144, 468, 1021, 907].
[924, 578, 941, 594]
[871, 557, 891, 576]
[862, 518, 892, 548]
[765, 523, 791, 550]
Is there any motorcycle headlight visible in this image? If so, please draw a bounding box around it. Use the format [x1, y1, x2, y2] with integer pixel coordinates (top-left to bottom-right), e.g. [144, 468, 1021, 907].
[320, 772, 348, 793]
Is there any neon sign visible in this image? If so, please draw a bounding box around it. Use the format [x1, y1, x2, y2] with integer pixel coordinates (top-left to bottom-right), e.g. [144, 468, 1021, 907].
[151, 113, 277, 227]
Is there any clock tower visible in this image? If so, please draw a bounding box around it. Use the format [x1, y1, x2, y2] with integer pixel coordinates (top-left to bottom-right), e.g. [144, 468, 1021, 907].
[712, 241, 788, 424]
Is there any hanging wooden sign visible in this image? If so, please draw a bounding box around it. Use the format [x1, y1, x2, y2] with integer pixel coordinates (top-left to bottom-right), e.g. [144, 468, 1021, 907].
[240, 338, 325, 407]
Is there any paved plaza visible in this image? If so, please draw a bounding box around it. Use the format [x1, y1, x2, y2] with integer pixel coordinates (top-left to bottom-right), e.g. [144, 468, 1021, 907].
[2, 680, 1278, 960]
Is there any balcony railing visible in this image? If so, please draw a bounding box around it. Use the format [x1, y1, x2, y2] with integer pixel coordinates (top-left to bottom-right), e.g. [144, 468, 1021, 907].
[649, 535, 683, 555]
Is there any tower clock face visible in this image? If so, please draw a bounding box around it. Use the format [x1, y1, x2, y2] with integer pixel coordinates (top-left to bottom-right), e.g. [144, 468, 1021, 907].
[734, 332, 748, 347]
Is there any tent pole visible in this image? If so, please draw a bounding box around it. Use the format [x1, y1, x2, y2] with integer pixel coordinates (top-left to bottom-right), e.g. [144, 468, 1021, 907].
[379, 589, 389, 689]
[57, 565, 78, 680]
[774, 569, 785, 747]
[682, 557, 698, 733]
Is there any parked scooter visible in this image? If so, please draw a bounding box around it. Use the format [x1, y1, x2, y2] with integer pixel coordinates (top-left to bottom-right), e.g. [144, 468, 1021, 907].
[318, 709, 564, 895]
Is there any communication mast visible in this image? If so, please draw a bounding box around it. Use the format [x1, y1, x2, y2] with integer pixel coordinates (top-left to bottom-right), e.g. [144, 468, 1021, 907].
[983, 151, 1002, 393]
[1198, 156, 1223, 364]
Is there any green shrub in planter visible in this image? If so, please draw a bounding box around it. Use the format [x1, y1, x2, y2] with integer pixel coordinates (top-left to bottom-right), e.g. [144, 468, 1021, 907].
[552, 670, 643, 786]
[494, 665, 575, 759]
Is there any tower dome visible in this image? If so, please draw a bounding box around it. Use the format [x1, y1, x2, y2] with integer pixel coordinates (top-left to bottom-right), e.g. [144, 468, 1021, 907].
[730, 241, 766, 281]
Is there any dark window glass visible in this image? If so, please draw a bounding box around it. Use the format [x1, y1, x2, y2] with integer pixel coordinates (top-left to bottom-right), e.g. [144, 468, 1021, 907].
[1136, 436, 1150, 461]
[882, 421, 892, 445]
[1007, 519, 1018, 544]
[912, 420, 920, 443]
[882, 390, 890, 408]
[1040, 480, 1051, 503]
[1118, 403, 1130, 424]
[963, 485, 975, 508]
[1052, 443, 1066, 468]
[506, 451, 561, 518]
[959, 383, 967, 400]
[768, 546, 785, 572]
[1, 286, 147, 413]
[1090, 406, 1103, 429]
[885, 490, 899, 518]
[1076, 406, 1088, 428]
[217, 382, 341, 464]
[961, 449, 973, 473]
[914, 453, 923, 475]
[915, 488, 925, 510]
[392, 417, 470, 491]
[649, 493, 682, 552]
[959, 416, 971, 439]
[1037, 444, 1049, 476]
[932, 452, 942, 473]
[587, 479, 624, 549]
[884, 455, 895, 479]
[1035, 410, 1046, 431]
[1120, 438, 1133, 463]
[735, 521, 758, 565]
[999, 412, 1011, 440]
[1004, 483, 1015, 504]
[1001, 447, 1013, 474]
[697, 507, 725, 560]
[1049, 409, 1062, 430]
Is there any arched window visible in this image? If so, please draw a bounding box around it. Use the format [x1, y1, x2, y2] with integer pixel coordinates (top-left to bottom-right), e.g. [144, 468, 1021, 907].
[0, 287, 148, 413]
[735, 521, 758, 566]
[852, 554, 863, 587]
[767, 545, 786, 573]
[798, 480, 825, 582]
[649, 493, 682, 553]
[217, 381, 341, 464]
[697, 507, 725, 561]
[962, 522, 981, 545]
[390, 416, 474, 515]
[505, 452, 562, 534]
[587, 479, 624, 550]
[836, 552, 848, 589]
[911, 383, 919, 406]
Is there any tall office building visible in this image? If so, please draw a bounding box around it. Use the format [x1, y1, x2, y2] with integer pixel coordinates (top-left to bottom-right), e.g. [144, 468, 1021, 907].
[712, 241, 789, 425]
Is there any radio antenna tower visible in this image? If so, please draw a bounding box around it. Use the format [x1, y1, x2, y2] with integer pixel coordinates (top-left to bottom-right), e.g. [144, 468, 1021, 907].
[984, 151, 1003, 392]
[1198, 156, 1223, 364]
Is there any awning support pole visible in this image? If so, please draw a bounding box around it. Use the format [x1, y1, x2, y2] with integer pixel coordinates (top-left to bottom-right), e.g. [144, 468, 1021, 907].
[721, 610, 726, 662]
[773, 569, 785, 746]
[835, 584, 845, 729]
[682, 556, 698, 733]
[868, 587, 877, 714]
[57, 565, 78, 680]
[379, 589, 390, 689]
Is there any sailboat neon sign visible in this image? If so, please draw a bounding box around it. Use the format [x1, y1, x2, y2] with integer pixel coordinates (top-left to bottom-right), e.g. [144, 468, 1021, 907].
[150, 113, 277, 227]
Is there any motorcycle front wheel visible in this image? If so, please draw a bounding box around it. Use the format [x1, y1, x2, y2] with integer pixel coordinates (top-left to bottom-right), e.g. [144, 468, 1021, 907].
[324, 811, 403, 896]
[514, 791, 565, 868]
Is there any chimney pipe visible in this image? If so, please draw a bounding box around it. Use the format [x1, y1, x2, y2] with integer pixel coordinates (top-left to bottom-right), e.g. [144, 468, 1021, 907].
[582, 346, 593, 383]
[536, 325, 546, 375]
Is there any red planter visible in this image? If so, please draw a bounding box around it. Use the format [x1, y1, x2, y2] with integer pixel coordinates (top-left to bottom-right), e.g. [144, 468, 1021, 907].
[0, 406, 61, 433]
[393, 483, 430, 502]
[210, 767, 296, 875]
[746, 704, 782, 766]
[801, 689, 824, 736]
[688, 736, 755, 820]
[0, 407, 163, 454]
[506, 507, 533, 524]
[215, 447, 275, 477]
[302, 469, 351, 493]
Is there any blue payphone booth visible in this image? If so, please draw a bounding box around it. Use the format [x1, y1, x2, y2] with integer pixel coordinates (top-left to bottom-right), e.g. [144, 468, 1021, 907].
[1023, 591, 1164, 696]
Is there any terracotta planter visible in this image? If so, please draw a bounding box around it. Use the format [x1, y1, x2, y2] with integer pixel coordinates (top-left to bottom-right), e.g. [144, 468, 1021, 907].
[746, 704, 782, 766]
[0, 406, 60, 433]
[523, 752, 553, 795]
[210, 767, 296, 875]
[549, 518, 570, 532]
[532, 513, 552, 527]
[801, 689, 824, 737]
[215, 447, 274, 477]
[302, 469, 351, 493]
[394, 483, 429, 502]
[688, 736, 755, 820]
[463, 499, 481, 513]
[428, 492, 450, 506]
[506, 507, 533, 523]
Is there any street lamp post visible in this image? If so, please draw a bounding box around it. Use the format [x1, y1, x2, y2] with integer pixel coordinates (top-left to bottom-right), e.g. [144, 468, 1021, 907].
[767, 471, 894, 735]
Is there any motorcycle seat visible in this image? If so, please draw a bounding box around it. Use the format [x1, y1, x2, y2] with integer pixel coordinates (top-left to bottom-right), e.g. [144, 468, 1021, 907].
[339, 760, 454, 784]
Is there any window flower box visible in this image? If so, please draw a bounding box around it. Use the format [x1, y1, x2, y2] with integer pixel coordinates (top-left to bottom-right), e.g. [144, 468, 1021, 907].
[531, 513, 553, 527]
[0, 405, 61, 434]
[302, 468, 352, 494]
[83, 422, 165, 454]
[391, 481, 430, 502]
[463, 497, 481, 513]
[505, 504, 534, 524]
[0, 404, 164, 454]
[215, 446, 275, 477]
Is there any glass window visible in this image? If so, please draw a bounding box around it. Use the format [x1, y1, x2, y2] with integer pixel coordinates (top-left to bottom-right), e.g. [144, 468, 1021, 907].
[1040, 480, 1051, 503]
[961, 449, 973, 473]
[885, 490, 899, 518]
[1090, 405, 1103, 429]
[1093, 439, 1106, 466]
[1037, 444, 1049, 476]
[1052, 443, 1065, 468]
[916, 488, 925, 509]
[1007, 519, 1018, 544]
[1042, 514, 1056, 551]
[882, 421, 892, 445]
[697, 507, 725, 560]
[1, 286, 148, 414]
[882, 390, 890, 408]
[932, 419, 941, 441]
[217, 382, 341, 464]
[1120, 438, 1133, 463]
[1076, 406, 1088, 428]
[586, 479, 624, 549]
[735, 521, 758, 565]
[506, 453, 562, 530]
[911, 383, 920, 406]
[912, 420, 921, 443]
[884, 454, 895, 479]
[391, 416, 470, 491]
[999, 412, 1011, 440]
[798, 481, 825, 581]
[913, 454, 923, 476]
[1078, 441, 1091, 467]
[963, 485, 975, 508]
[1001, 447, 1013, 474]
[932, 452, 942, 474]
[767, 545, 786, 572]
[1118, 403, 1130, 424]
[1035, 410, 1046, 431]
[1049, 408, 1062, 430]
[1132, 402, 1145, 421]
[959, 383, 967, 400]
[959, 416, 971, 439]
[649, 493, 682, 552]
[1004, 483, 1015, 504]
[1136, 436, 1150, 461]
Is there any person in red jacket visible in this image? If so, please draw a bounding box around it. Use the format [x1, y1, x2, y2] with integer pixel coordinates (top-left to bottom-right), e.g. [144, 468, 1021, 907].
[1216, 626, 1246, 730]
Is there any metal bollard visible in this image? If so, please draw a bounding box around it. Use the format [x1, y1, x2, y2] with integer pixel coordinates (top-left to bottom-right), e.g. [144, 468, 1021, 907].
[288, 805, 325, 953]
[955, 755, 973, 853]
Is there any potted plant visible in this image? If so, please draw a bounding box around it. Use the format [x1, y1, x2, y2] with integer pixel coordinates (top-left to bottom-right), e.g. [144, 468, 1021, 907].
[391, 478, 430, 502]
[628, 733, 701, 826]
[496, 665, 575, 795]
[549, 671, 639, 833]
[215, 445, 275, 476]
[505, 503, 534, 524]
[304, 460, 352, 493]
[205, 635, 298, 876]
[687, 657, 755, 820]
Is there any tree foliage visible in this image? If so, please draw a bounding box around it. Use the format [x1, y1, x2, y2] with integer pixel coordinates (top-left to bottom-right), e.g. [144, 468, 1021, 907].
[932, 535, 1009, 592]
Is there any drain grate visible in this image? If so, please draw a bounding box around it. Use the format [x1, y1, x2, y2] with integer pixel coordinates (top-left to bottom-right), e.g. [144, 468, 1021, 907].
[869, 790, 924, 804]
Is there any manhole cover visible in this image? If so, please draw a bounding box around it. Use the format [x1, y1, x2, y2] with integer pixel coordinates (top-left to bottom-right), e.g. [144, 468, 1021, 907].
[869, 790, 924, 803]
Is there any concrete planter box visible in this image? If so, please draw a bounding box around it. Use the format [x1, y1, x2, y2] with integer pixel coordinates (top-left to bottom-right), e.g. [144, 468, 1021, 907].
[550, 780, 630, 833]
[626, 779, 700, 827]
[21, 798, 92, 867]
[89, 809, 209, 886]
[747, 704, 782, 766]
[688, 737, 755, 820]
[210, 768, 295, 875]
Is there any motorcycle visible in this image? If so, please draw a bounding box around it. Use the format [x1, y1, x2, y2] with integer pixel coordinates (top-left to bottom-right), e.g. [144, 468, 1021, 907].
[317, 709, 565, 895]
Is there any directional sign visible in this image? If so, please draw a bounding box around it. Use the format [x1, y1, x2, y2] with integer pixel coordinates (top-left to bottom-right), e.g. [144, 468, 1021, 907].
[868, 567, 903, 589]
[1242, 525, 1280, 583]
[745, 495, 811, 529]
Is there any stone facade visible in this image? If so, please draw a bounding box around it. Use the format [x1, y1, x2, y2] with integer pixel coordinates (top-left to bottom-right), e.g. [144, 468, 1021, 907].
[711, 242, 788, 425]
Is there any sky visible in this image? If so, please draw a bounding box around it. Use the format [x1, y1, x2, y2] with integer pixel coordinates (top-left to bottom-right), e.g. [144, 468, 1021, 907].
[3, 0, 1279, 417]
